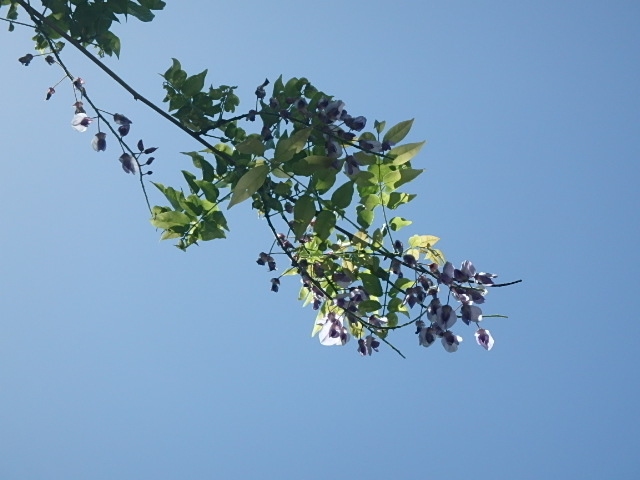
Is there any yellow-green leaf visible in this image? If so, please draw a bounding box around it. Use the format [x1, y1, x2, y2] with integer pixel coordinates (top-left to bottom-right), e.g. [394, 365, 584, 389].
[389, 141, 426, 166]
[383, 119, 414, 144]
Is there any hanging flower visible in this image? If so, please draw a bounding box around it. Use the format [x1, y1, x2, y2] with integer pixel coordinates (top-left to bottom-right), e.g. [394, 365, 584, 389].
[461, 304, 482, 325]
[344, 115, 367, 131]
[18, 54, 33, 66]
[357, 335, 380, 356]
[441, 331, 462, 352]
[71, 113, 92, 132]
[475, 328, 494, 351]
[45, 87, 55, 101]
[418, 325, 438, 348]
[358, 139, 383, 153]
[91, 132, 107, 152]
[119, 153, 138, 174]
[317, 312, 350, 346]
[436, 305, 457, 330]
[113, 113, 132, 125]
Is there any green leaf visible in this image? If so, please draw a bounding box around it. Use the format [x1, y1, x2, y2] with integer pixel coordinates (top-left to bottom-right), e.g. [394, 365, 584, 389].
[313, 168, 337, 194]
[182, 69, 207, 97]
[359, 272, 384, 297]
[274, 128, 311, 163]
[389, 141, 426, 166]
[235, 135, 265, 156]
[356, 205, 374, 228]
[358, 299, 382, 313]
[383, 119, 414, 144]
[387, 192, 417, 209]
[292, 195, 316, 238]
[291, 155, 335, 176]
[389, 217, 412, 231]
[395, 168, 424, 188]
[374, 120, 386, 134]
[139, 0, 166, 9]
[314, 210, 336, 240]
[331, 181, 354, 209]
[194, 180, 219, 202]
[408, 234, 440, 248]
[151, 211, 192, 229]
[126, 2, 155, 21]
[182, 170, 199, 194]
[228, 164, 269, 209]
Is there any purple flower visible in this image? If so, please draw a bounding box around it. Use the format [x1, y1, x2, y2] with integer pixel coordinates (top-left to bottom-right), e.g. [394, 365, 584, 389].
[454, 260, 476, 282]
[317, 312, 350, 346]
[324, 100, 345, 122]
[418, 325, 438, 348]
[73, 101, 86, 114]
[45, 87, 55, 101]
[18, 54, 34, 66]
[119, 153, 138, 174]
[270, 278, 280, 292]
[441, 331, 462, 352]
[435, 304, 457, 330]
[92, 132, 107, 152]
[113, 113, 132, 125]
[461, 304, 483, 325]
[426, 297, 442, 323]
[440, 261, 455, 285]
[332, 272, 352, 288]
[358, 139, 382, 153]
[344, 155, 361, 176]
[326, 138, 343, 158]
[357, 335, 380, 356]
[475, 328, 494, 351]
[344, 115, 367, 131]
[71, 113, 92, 132]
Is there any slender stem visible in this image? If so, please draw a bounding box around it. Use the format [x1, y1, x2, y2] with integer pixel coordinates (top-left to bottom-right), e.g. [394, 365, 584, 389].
[14, 0, 234, 165]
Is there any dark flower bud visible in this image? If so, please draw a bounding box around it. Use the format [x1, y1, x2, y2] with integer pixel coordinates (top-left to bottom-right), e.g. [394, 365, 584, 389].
[145, 157, 155, 165]
[145, 171, 153, 175]
[317, 97, 329, 109]
[144, 147, 158, 154]
[256, 252, 269, 265]
[45, 55, 55, 65]
[296, 98, 308, 110]
[403, 254, 417, 267]
[393, 239, 404, 254]
[357, 339, 367, 356]
[113, 113, 132, 125]
[270, 278, 280, 292]
[382, 140, 395, 151]
[18, 54, 33, 66]
[73, 101, 85, 114]
[73, 77, 85, 90]
[119, 153, 138, 175]
[45, 87, 55, 101]
[247, 110, 257, 121]
[284, 202, 293, 214]
[261, 125, 273, 141]
[91, 132, 107, 152]
[269, 97, 279, 109]
[255, 78, 269, 99]
[118, 124, 131, 137]
[137, 139, 144, 151]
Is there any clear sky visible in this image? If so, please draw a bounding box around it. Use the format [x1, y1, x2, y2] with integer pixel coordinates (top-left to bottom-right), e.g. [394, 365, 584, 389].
[1, 1, 639, 479]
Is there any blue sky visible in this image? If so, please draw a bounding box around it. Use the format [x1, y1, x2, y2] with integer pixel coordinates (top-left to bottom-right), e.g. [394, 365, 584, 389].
[1, 1, 639, 479]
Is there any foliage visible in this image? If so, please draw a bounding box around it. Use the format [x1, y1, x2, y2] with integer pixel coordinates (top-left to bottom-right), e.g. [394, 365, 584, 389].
[3, 0, 520, 357]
